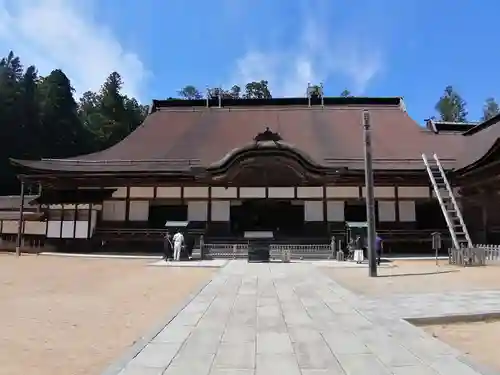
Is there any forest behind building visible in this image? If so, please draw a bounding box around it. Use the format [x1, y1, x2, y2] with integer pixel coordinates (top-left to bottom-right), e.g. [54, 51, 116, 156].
[0, 51, 498, 195]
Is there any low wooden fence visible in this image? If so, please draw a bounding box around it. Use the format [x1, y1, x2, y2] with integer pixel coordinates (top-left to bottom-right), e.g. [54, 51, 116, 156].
[199, 243, 334, 260]
[199, 243, 249, 259]
[269, 244, 333, 259]
[0, 235, 46, 253]
[448, 244, 500, 266]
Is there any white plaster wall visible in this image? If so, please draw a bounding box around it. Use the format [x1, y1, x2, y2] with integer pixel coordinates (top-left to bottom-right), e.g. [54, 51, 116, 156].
[184, 187, 209, 198]
[362, 186, 396, 198]
[212, 187, 237, 198]
[1, 220, 18, 234]
[47, 221, 61, 238]
[297, 186, 323, 198]
[211, 201, 230, 221]
[102, 201, 126, 221]
[156, 187, 181, 198]
[24, 221, 46, 235]
[74, 221, 89, 238]
[129, 187, 154, 198]
[239, 187, 266, 198]
[326, 186, 359, 198]
[268, 187, 295, 199]
[47, 220, 93, 238]
[128, 201, 149, 221]
[399, 201, 416, 222]
[398, 186, 430, 199]
[111, 187, 127, 198]
[378, 201, 396, 221]
[304, 201, 323, 222]
[327, 201, 344, 222]
[188, 201, 208, 221]
[61, 221, 74, 238]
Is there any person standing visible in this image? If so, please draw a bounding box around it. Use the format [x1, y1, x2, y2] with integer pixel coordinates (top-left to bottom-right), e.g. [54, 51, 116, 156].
[375, 233, 383, 266]
[163, 231, 173, 261]
[173, 230, 184, 261]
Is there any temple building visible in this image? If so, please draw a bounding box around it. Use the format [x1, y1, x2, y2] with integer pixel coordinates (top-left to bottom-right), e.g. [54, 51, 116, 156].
[3, 96, 500, 253]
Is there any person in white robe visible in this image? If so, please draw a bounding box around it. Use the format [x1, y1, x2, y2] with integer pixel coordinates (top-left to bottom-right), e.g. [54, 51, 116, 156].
[173, 230, 184, 261]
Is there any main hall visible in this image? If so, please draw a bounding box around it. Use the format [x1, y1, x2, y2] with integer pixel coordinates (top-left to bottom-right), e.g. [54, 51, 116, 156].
[3, 95, 500, 252]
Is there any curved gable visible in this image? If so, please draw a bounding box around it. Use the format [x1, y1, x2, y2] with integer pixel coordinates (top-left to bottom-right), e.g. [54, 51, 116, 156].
[206, 141, 338, 186]
[456, 115, 500, 172]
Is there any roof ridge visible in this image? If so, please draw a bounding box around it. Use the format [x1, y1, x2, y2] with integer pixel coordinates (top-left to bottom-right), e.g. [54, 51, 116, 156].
[154, 105, 402, 113]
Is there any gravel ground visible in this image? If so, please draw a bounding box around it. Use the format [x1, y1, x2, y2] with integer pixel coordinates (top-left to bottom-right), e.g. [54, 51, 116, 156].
[321, 260, 500, 296]
[423, 320, 500, 373]
[0, 254, 215, 375]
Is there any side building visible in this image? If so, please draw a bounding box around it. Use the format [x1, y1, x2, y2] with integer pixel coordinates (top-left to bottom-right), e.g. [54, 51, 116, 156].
[2, 96, 499, 253]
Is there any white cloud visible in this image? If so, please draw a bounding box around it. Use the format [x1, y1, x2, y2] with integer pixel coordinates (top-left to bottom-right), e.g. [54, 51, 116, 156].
[231, 3, 383, 96]
[0, 0, 148, 99]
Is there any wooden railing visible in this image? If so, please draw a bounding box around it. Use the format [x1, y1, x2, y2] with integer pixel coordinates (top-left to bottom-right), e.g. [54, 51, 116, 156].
[200, 243, 334, 260]
[449, 244, 500, 266]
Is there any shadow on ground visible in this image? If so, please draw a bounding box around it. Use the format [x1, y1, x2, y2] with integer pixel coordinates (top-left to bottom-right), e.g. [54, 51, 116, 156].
[377, 269, 459, 278]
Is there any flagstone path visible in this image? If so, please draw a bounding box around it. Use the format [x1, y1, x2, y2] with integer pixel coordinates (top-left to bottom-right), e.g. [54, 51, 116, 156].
[103, 260, 500, 375]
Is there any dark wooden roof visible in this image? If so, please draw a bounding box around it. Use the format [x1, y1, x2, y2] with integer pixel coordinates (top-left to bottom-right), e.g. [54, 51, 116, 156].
[11, 96, 470, 175]
[32, 189, 116, 204]
[425, 119, 478, 134]
[455, 113, 500, 171]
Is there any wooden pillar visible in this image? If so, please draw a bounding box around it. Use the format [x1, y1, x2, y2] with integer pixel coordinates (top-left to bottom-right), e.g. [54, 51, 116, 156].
[480, 191, 490, 244]
[322, 185, 328, 231]
[16, 181, 25, 257]
[60, 204, 64, 238]
[207, 186, 212, 224]
[72, 204, 78, 238]
[87, 204, 93, 239]
[394, 185, 400, 224]
[125, 186, 131, 224]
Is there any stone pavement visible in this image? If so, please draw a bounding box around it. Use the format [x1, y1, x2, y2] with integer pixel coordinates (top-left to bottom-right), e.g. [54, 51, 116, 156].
[105, 260, 497, 375]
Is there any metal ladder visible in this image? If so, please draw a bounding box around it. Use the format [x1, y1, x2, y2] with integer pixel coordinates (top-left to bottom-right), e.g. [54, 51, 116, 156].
[422, 153, 472, 249]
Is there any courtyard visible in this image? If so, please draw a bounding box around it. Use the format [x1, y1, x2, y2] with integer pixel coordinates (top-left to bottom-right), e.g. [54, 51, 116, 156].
[2, 255, 500, 374]
[321, 259, 500, 296]
[323, 259, 500, 373]
[0, 254, 215, 375]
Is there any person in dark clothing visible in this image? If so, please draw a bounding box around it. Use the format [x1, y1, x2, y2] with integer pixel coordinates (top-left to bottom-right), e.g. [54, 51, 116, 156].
[163, 231, 173, 261]
[375, 233, 383, 266]
[184, 234, 195, 260]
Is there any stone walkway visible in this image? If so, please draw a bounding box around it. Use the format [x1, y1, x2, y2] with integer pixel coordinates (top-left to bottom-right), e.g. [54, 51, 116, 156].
[105, 261, 497, 375]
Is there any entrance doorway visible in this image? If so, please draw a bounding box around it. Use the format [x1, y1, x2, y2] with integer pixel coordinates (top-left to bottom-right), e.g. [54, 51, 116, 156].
[148, 204, 187, 229]
[230, 199, 304, 236]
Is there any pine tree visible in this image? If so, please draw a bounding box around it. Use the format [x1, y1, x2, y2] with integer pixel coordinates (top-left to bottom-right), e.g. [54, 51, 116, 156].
[481, 97, 500, 121]
[435, 86, 468, 122]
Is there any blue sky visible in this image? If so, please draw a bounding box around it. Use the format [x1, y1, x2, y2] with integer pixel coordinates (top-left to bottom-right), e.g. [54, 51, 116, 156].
[0, 0, 498, 124]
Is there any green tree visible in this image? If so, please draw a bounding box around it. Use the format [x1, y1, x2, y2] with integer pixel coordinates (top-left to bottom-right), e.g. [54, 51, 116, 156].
[97, 72, 132, 147]
[435, 85, 468, 122]
[19, 65, 42, 159]
[0, 51, 24, 193]
[207, 85, 242, 99]
[340, 89, 352, 97]
[228, 85, 241, 99]
[178, 85, 203, 99]
[38, 69, 89, 157]
[481, 97, 500, 121]
[0, 51, 148, 195]
[244, 80, 271, 99]
[123, 96, 149, 131]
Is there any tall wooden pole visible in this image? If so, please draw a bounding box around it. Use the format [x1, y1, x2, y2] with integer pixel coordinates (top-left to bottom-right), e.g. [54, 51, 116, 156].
[363, 110, 377, 277]
[16, 181, 25, 257]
